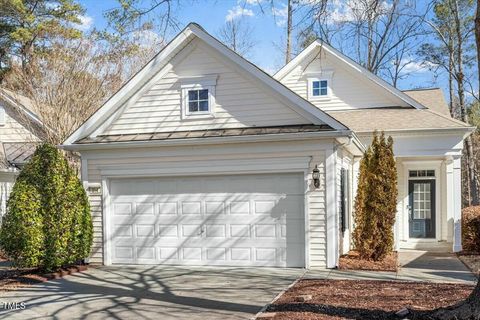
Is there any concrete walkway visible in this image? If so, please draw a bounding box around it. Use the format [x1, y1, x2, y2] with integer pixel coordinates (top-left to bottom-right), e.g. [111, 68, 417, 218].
[0, 266, 304, 320]
[306, 250, 477, 284]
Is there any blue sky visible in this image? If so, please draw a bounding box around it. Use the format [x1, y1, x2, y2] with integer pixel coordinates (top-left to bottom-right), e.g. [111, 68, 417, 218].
[78, 0, 454, 94]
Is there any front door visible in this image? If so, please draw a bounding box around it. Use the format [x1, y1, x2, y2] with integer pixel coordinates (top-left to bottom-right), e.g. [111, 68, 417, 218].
[408, 180, 435, 238]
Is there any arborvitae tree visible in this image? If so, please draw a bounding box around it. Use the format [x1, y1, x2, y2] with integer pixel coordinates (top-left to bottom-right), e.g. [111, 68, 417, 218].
[352, 131, 398, 261]
[0, 144, 92, 271]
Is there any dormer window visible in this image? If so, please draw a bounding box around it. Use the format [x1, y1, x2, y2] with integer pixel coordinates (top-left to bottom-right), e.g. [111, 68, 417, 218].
[188, 89, 209, 113]
[312, 80, 328, 96]
[307, 70, 334, 101]
[181, 75, 217, 119]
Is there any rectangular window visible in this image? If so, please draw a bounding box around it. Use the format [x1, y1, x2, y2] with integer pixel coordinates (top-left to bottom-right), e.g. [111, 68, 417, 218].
[409, 170, 435, 178]
[312, 80, 328, 96]
[188, 89, 209, 113]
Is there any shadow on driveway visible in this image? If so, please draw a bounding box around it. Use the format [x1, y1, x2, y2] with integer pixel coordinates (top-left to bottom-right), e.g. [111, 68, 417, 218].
[0, 266, 303, 320]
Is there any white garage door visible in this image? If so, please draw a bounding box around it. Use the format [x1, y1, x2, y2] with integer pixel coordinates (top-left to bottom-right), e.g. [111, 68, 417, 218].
[109, 173, 305, 267]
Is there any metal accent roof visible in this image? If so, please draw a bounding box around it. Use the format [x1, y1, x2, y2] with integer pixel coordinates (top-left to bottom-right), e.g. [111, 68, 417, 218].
[76, 124, 334, 144]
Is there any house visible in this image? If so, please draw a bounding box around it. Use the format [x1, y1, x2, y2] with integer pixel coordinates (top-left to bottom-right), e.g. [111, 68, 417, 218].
[62, 23, 474, 269]
[0, 88, 45, 216]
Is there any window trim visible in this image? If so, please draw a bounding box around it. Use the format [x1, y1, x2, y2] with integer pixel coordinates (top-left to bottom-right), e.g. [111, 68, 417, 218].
[307, 70, 334, 101]
[0, 105, 5, 126]
[180, 75, 218, 120]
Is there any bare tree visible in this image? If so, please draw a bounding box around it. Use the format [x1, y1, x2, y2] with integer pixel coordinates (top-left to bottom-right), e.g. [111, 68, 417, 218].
[420, 0, 479, 206]
[217, 19, 256, 57]
[285, 0, 293, 63]
[3, 35, 160, 144]
[332, 0, 429, 86]
[476, 0, 480, 102]
[104, 0, 181, 38]
[250, 0, 328, 64]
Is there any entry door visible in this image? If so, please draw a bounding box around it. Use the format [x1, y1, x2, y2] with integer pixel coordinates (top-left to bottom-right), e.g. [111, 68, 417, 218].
[408, 180, 435, 238]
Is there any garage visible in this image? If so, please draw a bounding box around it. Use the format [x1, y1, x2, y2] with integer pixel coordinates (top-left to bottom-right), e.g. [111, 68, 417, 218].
[108, 173, 305, 267]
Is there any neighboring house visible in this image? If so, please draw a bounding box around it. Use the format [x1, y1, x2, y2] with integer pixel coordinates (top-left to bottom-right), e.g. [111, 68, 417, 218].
[0, 88, 45, 216]
[62, 23, 474, 269]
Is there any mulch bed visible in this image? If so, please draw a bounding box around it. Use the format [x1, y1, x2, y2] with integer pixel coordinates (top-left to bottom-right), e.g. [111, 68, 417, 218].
[265, 279, 474, 320]
[457, 253, 480, 275]
[338, 251, 398, 272]
[0, 256, 88, 291]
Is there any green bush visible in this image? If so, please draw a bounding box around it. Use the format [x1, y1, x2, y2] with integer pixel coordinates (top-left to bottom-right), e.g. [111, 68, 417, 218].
[0, 143, 92, 271]
[352, 131, 398, 261]
[462, 206, 480, 253]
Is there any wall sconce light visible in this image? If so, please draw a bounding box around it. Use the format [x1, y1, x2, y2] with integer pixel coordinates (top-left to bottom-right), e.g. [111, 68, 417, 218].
[312, 165, 320, 188]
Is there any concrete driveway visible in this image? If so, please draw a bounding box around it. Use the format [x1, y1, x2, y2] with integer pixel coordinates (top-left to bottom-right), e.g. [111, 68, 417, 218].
[0, 266, 304, 320]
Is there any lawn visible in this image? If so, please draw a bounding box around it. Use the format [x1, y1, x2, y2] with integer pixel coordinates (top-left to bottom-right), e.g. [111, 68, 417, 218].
[265, 279, 474, 320]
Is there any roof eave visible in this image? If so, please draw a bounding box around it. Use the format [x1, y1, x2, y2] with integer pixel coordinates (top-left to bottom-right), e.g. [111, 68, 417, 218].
[354, 126, 476, 137]
[61, 129, 354, 151]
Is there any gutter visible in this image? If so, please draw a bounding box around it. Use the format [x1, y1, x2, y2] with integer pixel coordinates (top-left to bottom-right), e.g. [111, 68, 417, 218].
[60, 129, 355, 151]
[355, 126, 476, 137]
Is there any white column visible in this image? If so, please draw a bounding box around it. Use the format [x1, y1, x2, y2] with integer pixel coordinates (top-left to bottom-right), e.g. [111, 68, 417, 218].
[445, 159, 454, 242]
[452, 156, 462, 252]
[325, 147, 338, 268]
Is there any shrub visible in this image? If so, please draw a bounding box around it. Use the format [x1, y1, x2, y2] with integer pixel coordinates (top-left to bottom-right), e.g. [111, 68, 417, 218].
[462, 206, 480, 253]
[0, 144, 92, 271]
[352, 131, 398, 261]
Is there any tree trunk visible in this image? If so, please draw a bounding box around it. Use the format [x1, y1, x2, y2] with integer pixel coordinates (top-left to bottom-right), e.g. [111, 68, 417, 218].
[285, 0, 293, 64]
[426, 280, 480, 320]
[448, 40, 454, 117]
[475, 0, 480, 102]
[454, 0, 479, 205]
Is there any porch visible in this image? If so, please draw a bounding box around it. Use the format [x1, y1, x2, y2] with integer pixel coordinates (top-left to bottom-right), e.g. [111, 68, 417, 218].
[395, 157, 462, 252]
[347, 131, 468, 254]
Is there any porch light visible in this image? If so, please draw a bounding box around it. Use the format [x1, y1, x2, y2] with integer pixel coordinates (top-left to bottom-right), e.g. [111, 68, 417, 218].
[312, 165, 320, 188]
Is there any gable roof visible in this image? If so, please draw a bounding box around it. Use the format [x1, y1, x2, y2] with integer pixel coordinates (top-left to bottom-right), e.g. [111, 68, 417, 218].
[403, 88, 451, 116]
[63, 23, 348, 145]
[0, 87, 44, 128]
[274, 40, 426, 110]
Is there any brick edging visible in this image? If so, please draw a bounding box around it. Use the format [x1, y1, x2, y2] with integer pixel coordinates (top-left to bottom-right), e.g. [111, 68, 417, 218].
[43, 265, 88, 280]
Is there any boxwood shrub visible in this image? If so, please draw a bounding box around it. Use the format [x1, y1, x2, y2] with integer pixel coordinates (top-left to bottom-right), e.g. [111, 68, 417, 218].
[0, 144, 92, 271]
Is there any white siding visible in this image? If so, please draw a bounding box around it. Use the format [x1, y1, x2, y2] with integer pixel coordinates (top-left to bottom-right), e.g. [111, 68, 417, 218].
[279, 48, 409, 111]
[103, 40, 311, 136]
[82, 139, 331, 267]
[0, 108, 40, 142]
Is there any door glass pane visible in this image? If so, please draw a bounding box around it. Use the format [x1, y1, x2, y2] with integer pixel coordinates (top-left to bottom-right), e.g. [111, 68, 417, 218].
[413, 182, 431, 220]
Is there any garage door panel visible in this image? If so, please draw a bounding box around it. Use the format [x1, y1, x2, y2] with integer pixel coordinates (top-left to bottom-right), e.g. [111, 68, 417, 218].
[158, 202, 178, 215]
[109, 173, 305, 267]
[113, 203, 132, 216]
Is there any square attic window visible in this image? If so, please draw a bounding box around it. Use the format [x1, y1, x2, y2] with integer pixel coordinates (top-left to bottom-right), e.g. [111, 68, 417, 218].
[312, 80, 328, 96]
[188, 89, 209, 113]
